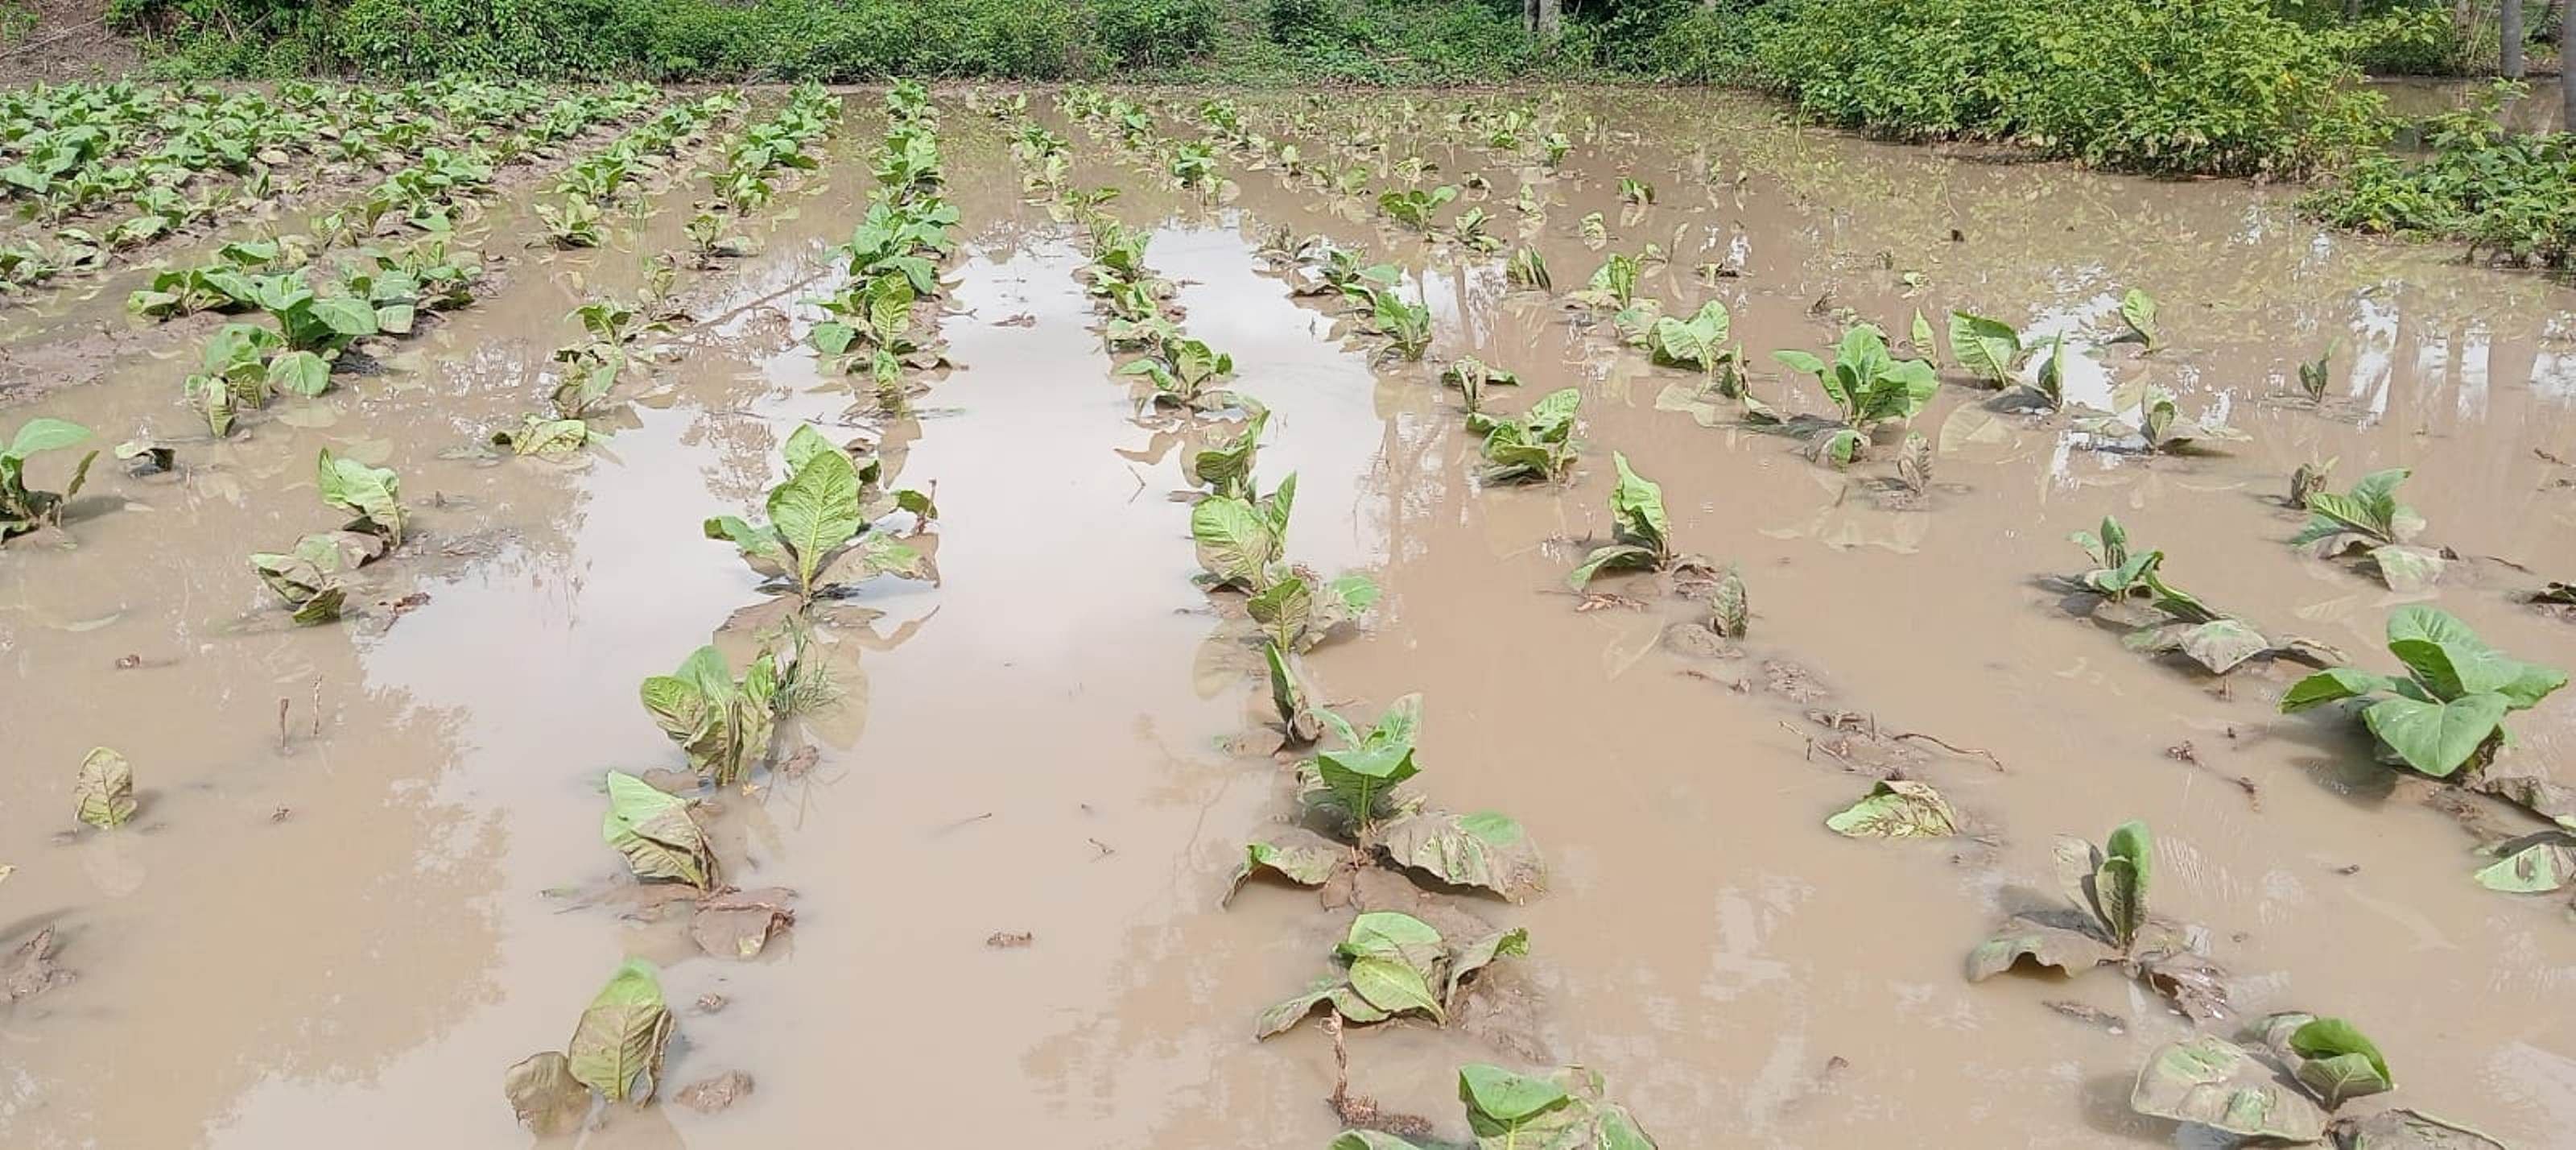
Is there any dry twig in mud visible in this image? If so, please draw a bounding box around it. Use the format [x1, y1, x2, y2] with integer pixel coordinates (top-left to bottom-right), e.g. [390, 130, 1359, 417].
[1324, 1013, 1435, 1140]
[1678, 667, 1748, 692]
[2045, 1000, 2128, 1034]
[933, 811, 993, 835]
[2164, 742, 2260, 810]
[1880, 724, 2006, 772]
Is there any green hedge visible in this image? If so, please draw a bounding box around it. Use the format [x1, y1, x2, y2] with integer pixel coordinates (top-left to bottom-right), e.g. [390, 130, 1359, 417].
[1745, 0, 2388, 176]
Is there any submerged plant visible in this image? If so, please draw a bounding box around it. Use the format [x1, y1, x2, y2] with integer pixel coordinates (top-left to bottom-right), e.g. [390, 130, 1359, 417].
[1377, 184, 1457, 230]
[2290, 468, 2446, 591]
[2071, 383, 2247, 454]
[1360, 286, 1431, 362]
[2116, 288, 2159, 349]
[1505, 247, 1550, 291]
[704, 426, 930, 600]
[1191, 470, 1293, 589]
[1439, 356, 1519, 416]
[1947, 310, 2023, 387]
[2130, 1013, 2412, 1144]
[250, 528, 386, 625]
[72, 747, 135, 829]
[601, 770, 715, 889]
[1567, 453, 1697, 589]
[1649, 300, 1733, 375]
[536, 193, 603, 247]
[505, 958, 676, 1133]
[1772, 324, 1939, 466]
[2281, 606, 2566, 780]
[1, 417, 97, 540]
[1335, 1065, 1657, 1149]
[639, 639, 795, 788]
[1248, 566, 1381, 654]
[1617, 176, 1655, 205]
[1121, 337, 1240, 413]
[1968, 820, 2229, 1020]
[2068, 517, 2333, 676]
[1257, 911, 1525, 1037]
[316, 449, 405, 544]
[1469, 387, 1581, 485]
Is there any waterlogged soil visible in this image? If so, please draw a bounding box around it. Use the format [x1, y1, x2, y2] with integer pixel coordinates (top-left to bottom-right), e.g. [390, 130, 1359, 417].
[5, 87, 2576, 1148]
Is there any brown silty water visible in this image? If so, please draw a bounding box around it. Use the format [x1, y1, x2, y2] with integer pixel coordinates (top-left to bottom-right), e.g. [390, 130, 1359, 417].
[2, 87, 2574, 1148]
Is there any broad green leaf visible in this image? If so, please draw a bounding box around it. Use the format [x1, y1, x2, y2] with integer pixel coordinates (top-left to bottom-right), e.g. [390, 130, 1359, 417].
[1315, 743, 1417, 831]
[1459, 1064, 1577, 1144]
[2119, 288, 2158, 348]
[1909, 308, 1935, 356]
[1190, 495, 1278, 589]
[704, 515, 788, 577]
[565, 958, 675, 1103]
[2097, 821, 2151, 949]
[1567, 543, 1659, 590]
[268, 350, 331, 397]
[767, 438, 863, 594]
[1346, 954, 1443, 1021]
[1376, 809, 1546, 901]
[316, 449, 404, 542]
[2279, 668, 2405, 713]
[308, 296, 380, 337]
[7, 417, 91, 461]
[2385, 606, 2565, 708]
[601, 771, 715, 889]
[1824, 780, 1959, 838]
[2471, 834, 2576, 893]
[1948, 311, 2020, 386]
[1223, 839, 1342, 906]
[1607, 452, 1667, 552]
[2130, 1036, 2326, 1142]
[1256, 978, 1387, 1039]
[74, 747, 135, 829]
[2364, 693, 2508, 777]
[2286, 1017, 2392, 1106]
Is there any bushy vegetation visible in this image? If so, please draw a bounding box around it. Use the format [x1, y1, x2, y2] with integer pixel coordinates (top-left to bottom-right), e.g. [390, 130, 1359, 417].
[2303, 82, 2576, 268]
[1743, 0, 2389, 176]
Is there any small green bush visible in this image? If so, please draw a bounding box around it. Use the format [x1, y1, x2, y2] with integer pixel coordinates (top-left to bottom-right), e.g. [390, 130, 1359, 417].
[1093, 0, 1220, 68]
[1748, 0, 2388, 176]
[2303, 83, 2576, 267]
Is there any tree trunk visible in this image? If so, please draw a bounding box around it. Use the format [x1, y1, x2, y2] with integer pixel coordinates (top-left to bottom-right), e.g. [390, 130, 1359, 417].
[2504, 0, 2526, 78]
[1525, 0, 1562, 38]
[2564, 0, 2575, 130]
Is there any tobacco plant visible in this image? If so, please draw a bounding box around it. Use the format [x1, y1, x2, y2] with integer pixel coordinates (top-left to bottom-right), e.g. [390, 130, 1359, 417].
[1649, 300, 1733, 375]
[1440, 356, 1519, 416]
[2130, 1013, 2421, 1144]
[1, 417, 97, 540]
[2071, 383, 2246, 455]
[2290, 468, 2446, 591]
[316, 448, 406, 543]
[2281, 606, 2566, 780]
[1257, 911, 1525, 1037]
[704, 425, 931, 601]
[1771, 324, 1938, 466]
[1377, 184, 1457, 230]
[1567, 453, 1696, 589]
[1947, 310, 2025, 387]
[1968, 820, 2228, 1020]
[1469, 387, 1581, 485]
[639, 639, 795, 788]
[1121, 337, 1239, 413]
[2069, 517, 2334, 676]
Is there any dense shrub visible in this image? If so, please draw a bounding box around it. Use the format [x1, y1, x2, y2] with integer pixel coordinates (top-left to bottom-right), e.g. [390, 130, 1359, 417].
[1094, 0, 1220, 68]
[1748, 0, 2389, 176]
[2302, 84, 2576, 267]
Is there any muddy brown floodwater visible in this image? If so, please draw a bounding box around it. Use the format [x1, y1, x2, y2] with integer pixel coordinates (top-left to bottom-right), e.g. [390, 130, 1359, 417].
[5, 87, 2576, 1148]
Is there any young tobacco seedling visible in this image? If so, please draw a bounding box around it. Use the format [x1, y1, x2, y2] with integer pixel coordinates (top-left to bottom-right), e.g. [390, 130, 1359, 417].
[0, 417, 97, 540]
[1969, 820, 2229, 1020]
[1773, 324, 1937, 467]
[704, 425, 931, 601]
[1567, 453, 1696, 589]
[2281, 606, 2566, 779]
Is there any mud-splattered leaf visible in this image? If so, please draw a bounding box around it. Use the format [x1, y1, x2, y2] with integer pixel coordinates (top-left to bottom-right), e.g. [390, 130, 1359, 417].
[566, 958, 675, 1104]
[601, 771, 715, 889]
[2140, 950, 2231, 1022]
[1947, 311, 2020, 387]
[503, 1051, 590, 1136]
[1191, 494, 1279, 590]
[1966, 914, 2118, 979]
[2118, 288, 2158, 348]
[73, 747, 135, 829]
[1825, 780, 1959, 838]
[1330, 1132, 1426, 1150]
[2368, 544, 2447, 593]
[2330, 1108, 2506, 1149]
[1376, 810, 1545, 901]
[1257, 978, 1389, 1038]
[2289, 1016, 2392, 1107]
[674, 1069, 755, 1114]
[1443, 927, 1529, 1007]
[316, 448, 404, 543]
[1347, 954, 1444, 1021]
[2095, 820, 2152, 949]
[689, 887, 795, 959]
[2471, 833, 2576, 893]
[1459, 1064, 1579, 1147]
[3, 926, 70, 1003]
[1224, 838, 1343, 906]
[2363, 693, 2508, 779]
[2130, 1035, 2326, 1142]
